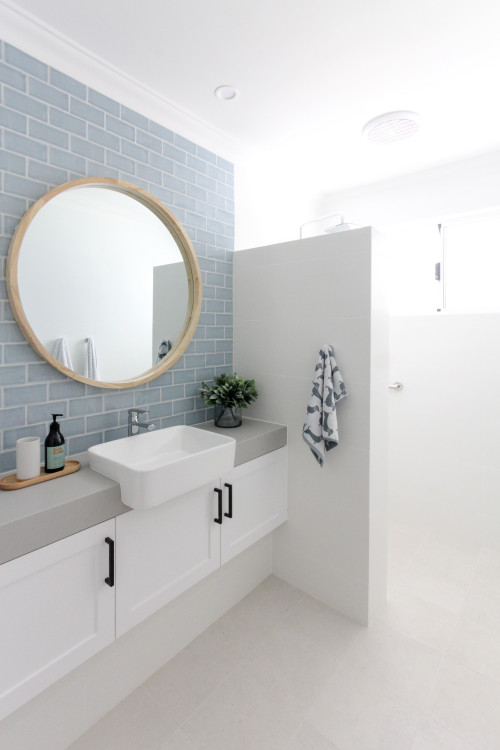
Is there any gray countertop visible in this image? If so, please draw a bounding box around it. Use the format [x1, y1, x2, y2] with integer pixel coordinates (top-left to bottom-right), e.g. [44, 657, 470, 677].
[0, 454, 126, 565]
[0, 418, 287, 565]
[195, 417, 287, 466]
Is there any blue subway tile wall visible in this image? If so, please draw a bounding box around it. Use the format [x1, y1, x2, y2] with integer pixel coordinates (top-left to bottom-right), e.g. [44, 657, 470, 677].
[0, 40, 234, 472]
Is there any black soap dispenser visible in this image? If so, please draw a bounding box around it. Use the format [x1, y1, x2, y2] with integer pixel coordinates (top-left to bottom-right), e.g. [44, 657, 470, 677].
[45, 414, 65, 473]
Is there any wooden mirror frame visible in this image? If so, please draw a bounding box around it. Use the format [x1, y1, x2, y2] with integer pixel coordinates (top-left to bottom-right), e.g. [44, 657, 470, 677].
[6, 177, 202, 389]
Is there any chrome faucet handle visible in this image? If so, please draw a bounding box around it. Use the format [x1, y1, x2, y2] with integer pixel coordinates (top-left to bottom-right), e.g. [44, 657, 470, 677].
[128, 408, 149, 425]
[127, 408, 155, 436]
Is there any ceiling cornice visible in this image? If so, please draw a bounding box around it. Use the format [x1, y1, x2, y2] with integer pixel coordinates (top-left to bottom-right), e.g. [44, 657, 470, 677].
[0, 0, 245, 162]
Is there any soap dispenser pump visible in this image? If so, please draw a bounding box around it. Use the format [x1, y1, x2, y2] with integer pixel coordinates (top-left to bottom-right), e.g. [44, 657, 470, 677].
[45, 414, 65, 473]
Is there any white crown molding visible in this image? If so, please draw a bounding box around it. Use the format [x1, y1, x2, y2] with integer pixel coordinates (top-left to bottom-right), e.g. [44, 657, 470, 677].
[0, 0, 246, 162]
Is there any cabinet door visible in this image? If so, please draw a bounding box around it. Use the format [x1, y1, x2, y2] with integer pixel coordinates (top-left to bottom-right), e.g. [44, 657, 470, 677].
[116, 481, 220, 637]
[220, 447, 287, 565]
[0, 520, 115, 720]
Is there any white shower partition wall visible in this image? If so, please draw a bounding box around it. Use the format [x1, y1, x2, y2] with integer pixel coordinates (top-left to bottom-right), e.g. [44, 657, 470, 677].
[234, 228, 388, 625]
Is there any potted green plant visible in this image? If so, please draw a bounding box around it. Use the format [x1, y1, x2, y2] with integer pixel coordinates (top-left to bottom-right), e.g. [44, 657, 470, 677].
[200, 373, 258, 428]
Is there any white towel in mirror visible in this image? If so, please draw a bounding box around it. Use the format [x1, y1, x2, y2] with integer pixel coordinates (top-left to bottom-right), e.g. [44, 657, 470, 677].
[52, 338, 73, 370]
[84, 337, 100, 380]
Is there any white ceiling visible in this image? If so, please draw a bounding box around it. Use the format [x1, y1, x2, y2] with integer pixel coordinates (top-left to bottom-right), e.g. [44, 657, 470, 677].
[4, 0, 500, 193]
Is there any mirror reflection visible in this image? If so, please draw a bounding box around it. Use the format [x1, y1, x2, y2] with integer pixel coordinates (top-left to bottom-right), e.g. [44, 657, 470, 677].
[17, 186, 189, 383]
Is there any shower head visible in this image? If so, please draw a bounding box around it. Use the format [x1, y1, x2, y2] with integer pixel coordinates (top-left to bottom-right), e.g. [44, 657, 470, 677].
[300, 213, 359, 239]
[324, 220, 359, 233]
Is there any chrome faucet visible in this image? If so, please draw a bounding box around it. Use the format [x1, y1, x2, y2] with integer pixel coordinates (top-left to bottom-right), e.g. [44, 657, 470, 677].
[128, 408, 156, 437]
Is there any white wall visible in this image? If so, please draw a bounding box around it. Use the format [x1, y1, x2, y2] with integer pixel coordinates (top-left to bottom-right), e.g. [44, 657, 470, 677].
[389, 313, 500, 548]
[234, 150, 319, 250]
[316, 150, 500, 231]
[368, 233, 389, 615]
[306, 152, 500, 553]
[322, 160, 500, 552]
[234, 149, 500, 253]
[234, 229, 388, 624]
[152, 262, 189, 361]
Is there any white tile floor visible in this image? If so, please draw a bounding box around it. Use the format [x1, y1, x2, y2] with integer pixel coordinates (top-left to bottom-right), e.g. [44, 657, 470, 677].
[68, 524, 500, 750]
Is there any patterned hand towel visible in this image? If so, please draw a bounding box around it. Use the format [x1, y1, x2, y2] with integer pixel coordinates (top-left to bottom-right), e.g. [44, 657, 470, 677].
[302, 345, 347, 466]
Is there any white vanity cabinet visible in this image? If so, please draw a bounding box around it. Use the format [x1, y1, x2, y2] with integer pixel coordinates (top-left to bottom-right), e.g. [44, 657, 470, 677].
[0, 519, 116, 720]
[116, 447, 287, 636]
[0, 422, 287, 722]
[219, 447, 287, 565]
[115, 480, 221, 636]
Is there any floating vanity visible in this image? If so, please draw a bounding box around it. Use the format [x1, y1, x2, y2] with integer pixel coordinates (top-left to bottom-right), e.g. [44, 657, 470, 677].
[0, 419, 286, 720]
[0, 177, 287, 732]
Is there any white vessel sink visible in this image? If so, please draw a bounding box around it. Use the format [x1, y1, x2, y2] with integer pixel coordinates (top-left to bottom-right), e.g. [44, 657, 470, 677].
[88, 426, 236, 510]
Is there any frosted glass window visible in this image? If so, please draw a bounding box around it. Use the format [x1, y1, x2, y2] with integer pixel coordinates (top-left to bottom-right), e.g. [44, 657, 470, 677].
[443, 216, 500, 312]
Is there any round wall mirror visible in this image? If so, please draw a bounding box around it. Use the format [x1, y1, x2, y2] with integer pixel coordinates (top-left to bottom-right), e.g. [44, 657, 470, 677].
[7, 177, 202, 388]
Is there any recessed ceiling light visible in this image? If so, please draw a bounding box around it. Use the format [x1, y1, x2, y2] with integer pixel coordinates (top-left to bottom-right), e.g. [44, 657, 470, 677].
[362, 111, 421, 144]
[214, 85, 238, 101]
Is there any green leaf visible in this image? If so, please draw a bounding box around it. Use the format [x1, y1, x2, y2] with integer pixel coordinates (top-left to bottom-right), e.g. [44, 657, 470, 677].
[199, 372, 258, 409]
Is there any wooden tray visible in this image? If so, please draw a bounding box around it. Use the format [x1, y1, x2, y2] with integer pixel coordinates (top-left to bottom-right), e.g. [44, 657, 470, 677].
[0, 460, 81, 491]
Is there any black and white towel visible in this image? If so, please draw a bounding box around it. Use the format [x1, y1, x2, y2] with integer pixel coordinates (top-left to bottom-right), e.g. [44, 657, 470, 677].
[156, 338, 172, 363]
[302, 345, 347, 466]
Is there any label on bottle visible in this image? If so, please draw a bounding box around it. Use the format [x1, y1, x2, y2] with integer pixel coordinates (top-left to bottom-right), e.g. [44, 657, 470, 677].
[46, 445, 65, 471]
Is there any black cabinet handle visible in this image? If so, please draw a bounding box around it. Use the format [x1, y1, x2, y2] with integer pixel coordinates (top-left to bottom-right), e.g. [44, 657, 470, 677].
[214, 488, 223, 524]
[224, 482, 233, 518]
[105, 537, 115, 587]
